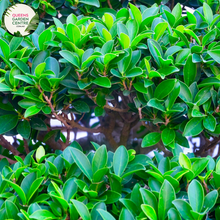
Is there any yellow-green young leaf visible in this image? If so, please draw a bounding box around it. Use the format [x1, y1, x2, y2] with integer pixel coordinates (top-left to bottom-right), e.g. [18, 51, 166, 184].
[183, 118, 203, 136]
[141, 204, 157, 220]
[158, 180, 176, 220]
[66, 23, 81, 46]
[113, 145, 129, 176]
[154, 22, 168, 41]
[179, 152, 191, 169]
[103, 13, 114, 30]
[71, 199, 91, 220]
[119, 33, 130, 49]
[24, 106, 41, 118]
[36, 146, 45, 163]
[35, 63, 46, 77]
[162, 128, 175, 146]
[203, 114, 216, 132]
[184, 55, 197, 86]
[129, 3, 142, 26]
[102, 28, 112, 41]
[141, 132, 161, 148]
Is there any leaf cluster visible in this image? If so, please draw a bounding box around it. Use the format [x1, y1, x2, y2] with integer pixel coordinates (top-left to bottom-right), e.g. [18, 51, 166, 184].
[0, 143, 219, 219]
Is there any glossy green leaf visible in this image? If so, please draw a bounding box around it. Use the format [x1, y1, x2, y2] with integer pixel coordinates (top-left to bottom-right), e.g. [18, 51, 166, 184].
[113, 145, 129, 176]
[142, 132, 161, 147]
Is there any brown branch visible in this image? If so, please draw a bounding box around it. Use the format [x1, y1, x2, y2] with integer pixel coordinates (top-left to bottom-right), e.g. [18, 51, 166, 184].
[0, 135, 21, 156]
[195, 137, 220, 156]
[119, 122, 131, 146]
[104, 104, 129, 113]
[0, 155, 17, 164]
[107, 0, 113, 9]
[38, 86, 72, 129]
[23, 138, 30, 154]
[67, 119, 101, 133]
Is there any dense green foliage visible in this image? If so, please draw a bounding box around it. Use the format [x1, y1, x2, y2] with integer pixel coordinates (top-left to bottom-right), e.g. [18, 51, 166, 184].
[0, 1, 220, 156]
[0, 143, 220, 219]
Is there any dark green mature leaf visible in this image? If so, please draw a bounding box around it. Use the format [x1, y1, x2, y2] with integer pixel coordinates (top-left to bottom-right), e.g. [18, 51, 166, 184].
[168, 208, 181, 220]
[10, 58, 30, 74]
[92, 145, 107, 173]
[162, 128, 175, 146]
[154, 79, 176, 100]
[97, 209, 116, 220]
[188, 180, 204, 212]
[184, 55, 197, 86]
[172, 200, 194, 220]
[0, 114, 18, 134]
[39, 78, 51, 92]
[208, 50, 220, 64]
[17, 120, 31, 139]
[158, 180, 175, 220]
[183, 118, 203, 136]
[5, 200, 19, 220]
[0, 83, 11, 91]
[4, 180, 26, 204]
[63, 178, 78, 202]
[79, 0, 100, 7]
[73, 100, 90, 113]
[203, 115, 216, 132]
[68, 148, 93, 181]
[71, 199, 91, 220]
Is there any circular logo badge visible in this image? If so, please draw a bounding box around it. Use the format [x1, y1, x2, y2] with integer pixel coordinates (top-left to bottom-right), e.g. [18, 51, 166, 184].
[3, 4, 39, 37]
